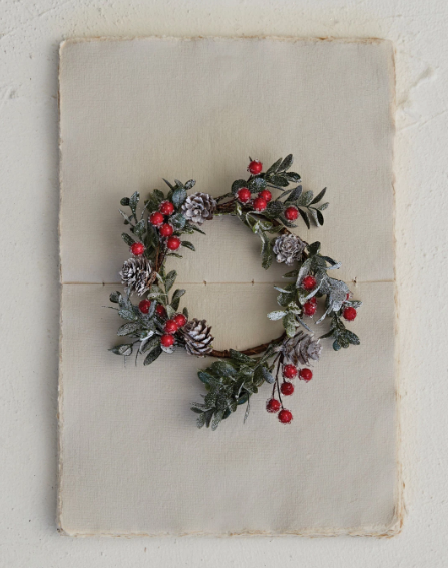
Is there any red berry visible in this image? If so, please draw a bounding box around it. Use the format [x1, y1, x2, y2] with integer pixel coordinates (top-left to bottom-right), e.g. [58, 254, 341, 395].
[164, 319, 178, 334]
[166, 236, 181, 250]
[310, 296, 317, 304]
[173, 313, 187, 328]
[303, 301, 317, 316]
[299, 368, 313, 382]
[159, 201, 175, 215]
[155, 304, 166, 318]
[302, 275, 316, 290]
[253, 197, 267, 212]
[159, 223, 174, 237]
[266, 398, 281, 413]
[237, 187, 251, 203]
[259, 189, 272, 202]
[278, 409, 293, 424]
[248, 160, 263, 175]
[285, 206, 299, 221]
[150, 211, 164, 227]
[138, 299, 151, 314]
[130, 242, 145, 256]
[283, 364, 297, 379]
[343, 307, 357, 321]
[281, 382, 294, 396]
[161, 334, 175, 347]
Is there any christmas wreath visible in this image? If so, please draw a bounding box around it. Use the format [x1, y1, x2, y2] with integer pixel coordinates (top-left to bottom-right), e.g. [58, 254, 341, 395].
[108, 155, 362, 430]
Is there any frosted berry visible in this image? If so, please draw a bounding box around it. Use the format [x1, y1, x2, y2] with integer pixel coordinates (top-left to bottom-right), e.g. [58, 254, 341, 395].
[343, 307, 357, 321]
[248, 160, 263, 175]
[159, 201, 175, 215]
[285, 206, 299, 221]
[299, 368, 313, 382]
[161, 334, 175, 347]
[155, 304, 166, 317]
[302, 275, 316, 290]
[237, 187, 251, 203]
[159, 223, 174, 237]
[303, 301, 317, 316]
[138, 299, 151, 314]
[310, 296, 317, 304]
[150, 211, 164, 227]
[278, 409, 293, 424]
[266, 398, 281, 413]
[281, 382, 294, 396]
[164, 319, 178, 334]
[253, 197, 267, 212]
[173, 313, 187, 328]
[166, 236, 181, 250]
[283, 364, 297, 379]
[130, 242, 145, 256]
[259, 189, 272, 202]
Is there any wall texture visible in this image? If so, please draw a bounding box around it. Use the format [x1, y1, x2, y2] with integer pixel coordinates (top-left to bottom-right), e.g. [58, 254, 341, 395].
[0, 0, 447, 566]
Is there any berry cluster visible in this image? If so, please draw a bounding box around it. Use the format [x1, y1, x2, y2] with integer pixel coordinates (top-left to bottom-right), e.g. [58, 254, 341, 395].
[266, 363, 314, 424]
[148, 200, 181, 251]
[299, 275, 358, 322]
[138, 298, 187, 347]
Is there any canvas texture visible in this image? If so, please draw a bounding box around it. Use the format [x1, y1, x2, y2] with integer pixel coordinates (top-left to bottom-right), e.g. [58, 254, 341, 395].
[58, 37, 400, 536]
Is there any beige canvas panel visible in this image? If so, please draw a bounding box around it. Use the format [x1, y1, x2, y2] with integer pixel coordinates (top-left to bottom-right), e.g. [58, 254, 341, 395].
[58, 281, 399, 536]
[59, 37, 394, 285]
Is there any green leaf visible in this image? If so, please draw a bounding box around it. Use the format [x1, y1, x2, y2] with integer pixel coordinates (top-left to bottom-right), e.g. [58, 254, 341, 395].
[260, 366, 275, 384]
[118, 308, 138, 321]
[182, 306, 189, 319]
[317, 202, 329, 211]
[143, 345, 162, 365]
[109, 291, 121, 304]
[166, 252, 183, 258]
[344, 330, 360, 345]
[154, 189, 165, 201]
[311, 187, 327, 204]
[171, 213, 187, 230]
[181, 241, 195, 251]
[248, 177, 267, 192]
[184, 179, 196, 190]
[141, 336, 160, 353]
[172, 188, 187, 208]
[231, 179, 248, 195]
[121, 233, 135, 247]
[285, 185, 302, 203]
[229, 350, 255, 365]
[211, 361, 237, 377]
[211, 410, 224, 431]
[191, 225, 206, 235]
[165, 305, 175, 318]
[267, 174, 289, 187]
[266, 200, 285, 217]
[333, 340, 341, 351]
[164, 270, 177, 293]
[109, 343, 133, 356]
[279, 154, 293, 171]
[117, 322, 141, 336]
[283, 269, 298, 279]
[283, 312, 297, 337]
[198, 371, 214, 384]
[261, 238, 273, 269]
[266, 157, 283, 175]
[120, 197, 130, 206]
[267, 310, 287, 321]
[244, 399, 251, 423]
[129, 191, 139, 213]
[196, 412, 206, 428]
[133, 219, 146, 238]
[285, 172, 301, 183]
[299, 190, 314, 206]
[298, 208, 310, 229]
[307, 241, 321, 256]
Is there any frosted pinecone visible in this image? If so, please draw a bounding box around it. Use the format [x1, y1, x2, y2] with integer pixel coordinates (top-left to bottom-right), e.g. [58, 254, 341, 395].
[273, 234, 306, 265]
[119, 257, 152, 296]
[283, 331, 322, 366]
[181, 192, 216, 225]
[180, 318, 214, 356]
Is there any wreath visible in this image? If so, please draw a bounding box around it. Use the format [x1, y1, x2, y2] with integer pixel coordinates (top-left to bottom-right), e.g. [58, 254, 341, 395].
[108, 155, 362, 430]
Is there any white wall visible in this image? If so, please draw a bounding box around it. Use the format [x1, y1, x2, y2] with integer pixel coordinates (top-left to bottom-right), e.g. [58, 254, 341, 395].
[1, 0, 447, 566]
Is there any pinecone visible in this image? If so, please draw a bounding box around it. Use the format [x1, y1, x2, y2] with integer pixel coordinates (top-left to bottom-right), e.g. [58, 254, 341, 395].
[181, 192, 216, 225]
[180, 318, 214, 356]
[119, 257, 152, 296]
[273, 234, 306, 265]
[283, 331, 322, 366]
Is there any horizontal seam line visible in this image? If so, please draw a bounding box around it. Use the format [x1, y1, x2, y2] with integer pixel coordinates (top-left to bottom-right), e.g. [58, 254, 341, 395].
[61, 279, 395, 285]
